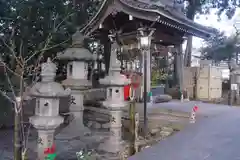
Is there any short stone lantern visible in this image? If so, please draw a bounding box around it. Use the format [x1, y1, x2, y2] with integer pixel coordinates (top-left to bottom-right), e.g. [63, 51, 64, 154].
[56, 31, 95, 139]
[29, 58, 71, 160]
[98, 40, 131, 153]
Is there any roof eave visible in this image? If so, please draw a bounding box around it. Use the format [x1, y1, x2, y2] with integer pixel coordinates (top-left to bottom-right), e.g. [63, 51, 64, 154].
[80, 0, 216, 39]
[118, 0, 215, 39]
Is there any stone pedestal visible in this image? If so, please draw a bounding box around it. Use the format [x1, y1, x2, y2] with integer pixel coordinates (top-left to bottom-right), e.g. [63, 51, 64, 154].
[37, 130, 55, 159]
[56, 89, 90, 140]
[30, 115, 64, 159]
[99, 107, 124, 153]
[70, 92, 84, 120]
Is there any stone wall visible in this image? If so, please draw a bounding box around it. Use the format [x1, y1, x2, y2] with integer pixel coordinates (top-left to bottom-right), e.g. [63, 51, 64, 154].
[83, 107, 110, 131]
[83, 103, 132, 137]
[83, 88, 107, 106]
[84, 88, 106, 101]
[1, 88, 108, 128]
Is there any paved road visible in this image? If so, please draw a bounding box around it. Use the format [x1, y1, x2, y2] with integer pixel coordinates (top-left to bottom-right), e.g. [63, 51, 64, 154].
[129, 101, 240, 160]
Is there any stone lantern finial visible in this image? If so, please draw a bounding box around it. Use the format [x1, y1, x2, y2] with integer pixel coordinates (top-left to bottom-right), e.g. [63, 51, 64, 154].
[41, 57, 57, 82]
[109, 41, 121, 73]
[71, 31, 84, 48]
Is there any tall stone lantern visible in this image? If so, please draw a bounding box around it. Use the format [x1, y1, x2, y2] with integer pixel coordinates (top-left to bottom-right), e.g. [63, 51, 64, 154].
[98, 39, 131, 153]
[29, 58, 71, 160]
[56, 31, 95, 139]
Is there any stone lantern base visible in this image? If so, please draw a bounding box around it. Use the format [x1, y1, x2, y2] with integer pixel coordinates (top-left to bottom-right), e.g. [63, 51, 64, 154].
[55, 81, 92, 140]
[29, 116, 64, 160]
[97, 103, 126, 154]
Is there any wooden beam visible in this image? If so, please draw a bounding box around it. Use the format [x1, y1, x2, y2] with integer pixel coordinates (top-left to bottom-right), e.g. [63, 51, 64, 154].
[118, 30, 183, 45]
[153, 30, 183, 44]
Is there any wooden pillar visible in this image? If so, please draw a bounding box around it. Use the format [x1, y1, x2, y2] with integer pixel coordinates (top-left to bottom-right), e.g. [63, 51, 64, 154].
[173, 52, 178, 86]
[103, 36, 111, 75]
[165, 53, 169, 91]
[175, 44, 184, 99]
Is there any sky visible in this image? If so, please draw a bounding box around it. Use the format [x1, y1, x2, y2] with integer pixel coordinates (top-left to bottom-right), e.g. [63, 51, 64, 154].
[188, 8, 240, 78]
[191, 8, 240, 50]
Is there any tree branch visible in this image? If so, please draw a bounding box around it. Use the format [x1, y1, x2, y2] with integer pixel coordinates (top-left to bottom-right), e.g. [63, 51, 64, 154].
[4, 68, 17, 101]
[24, 35, 52, 63]
[1, 61, 21, 77]
[24, 12, 73, 63]
[43, 38, 71, 51]
[0, 89, 15, 104]
[0, 31, 24, 68]
[54, 12, 75, 32]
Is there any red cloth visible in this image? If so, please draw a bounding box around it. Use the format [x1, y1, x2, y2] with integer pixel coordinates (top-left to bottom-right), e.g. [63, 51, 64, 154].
[44, 144, 55, 154]
[124, 85, 130, 100]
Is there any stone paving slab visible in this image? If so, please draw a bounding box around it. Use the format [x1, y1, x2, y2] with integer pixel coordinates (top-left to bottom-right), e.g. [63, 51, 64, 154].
[129, 101, 240, 160]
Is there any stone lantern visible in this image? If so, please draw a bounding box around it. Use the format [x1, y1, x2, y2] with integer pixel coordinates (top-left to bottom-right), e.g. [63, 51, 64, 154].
[234, 69, 240, 83]
[231, 63, 240, 103]
[98, 39, 130, 153]
[232, 61, 240, 84]
[29, 58, 71, 160]
[56, 31, 95, 139]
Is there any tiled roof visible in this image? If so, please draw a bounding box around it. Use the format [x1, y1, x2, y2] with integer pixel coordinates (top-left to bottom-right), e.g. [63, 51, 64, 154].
[81, 0, 217, 38]
[119, 0, 217, 37]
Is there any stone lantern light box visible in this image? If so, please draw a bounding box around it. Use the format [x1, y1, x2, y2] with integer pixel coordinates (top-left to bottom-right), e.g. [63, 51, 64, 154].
[102, 73, 130, 103]
[30, 58, 71, 118]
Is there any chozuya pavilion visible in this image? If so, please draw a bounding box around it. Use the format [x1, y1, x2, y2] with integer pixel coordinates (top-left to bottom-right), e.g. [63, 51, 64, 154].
[80, 0, 216, 98]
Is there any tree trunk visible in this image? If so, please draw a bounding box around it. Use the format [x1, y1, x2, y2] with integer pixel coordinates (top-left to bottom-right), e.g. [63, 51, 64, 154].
[129, 101, 136, 155]
[14, 73, 24, 160]
[176, 44, 184, 99]
[14, 110, 22, 160]
[184, 6, 196, 67]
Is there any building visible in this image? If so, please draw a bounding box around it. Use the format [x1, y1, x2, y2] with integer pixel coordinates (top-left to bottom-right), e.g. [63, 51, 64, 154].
[80, 0, 217, 94]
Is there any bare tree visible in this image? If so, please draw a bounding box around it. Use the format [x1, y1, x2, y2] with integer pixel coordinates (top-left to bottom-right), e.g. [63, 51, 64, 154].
[0, 12, 74, 159]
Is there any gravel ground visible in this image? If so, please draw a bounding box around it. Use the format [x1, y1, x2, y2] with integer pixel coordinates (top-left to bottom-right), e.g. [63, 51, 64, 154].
[0, 127, 108, 160]
[0, 102, 191, 160]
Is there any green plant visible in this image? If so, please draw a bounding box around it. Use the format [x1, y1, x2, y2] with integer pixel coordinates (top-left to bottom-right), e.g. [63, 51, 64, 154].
[151, 70, 168, 86]
[76, 150, 94, 160]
